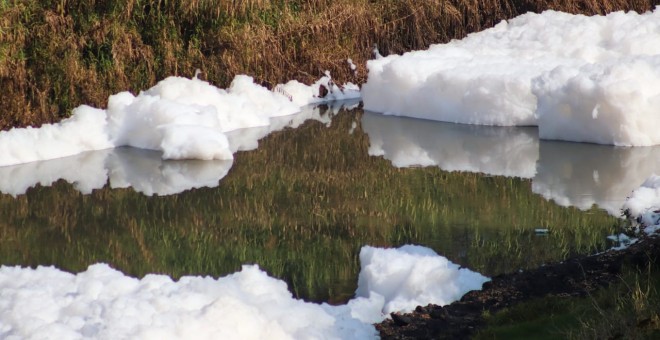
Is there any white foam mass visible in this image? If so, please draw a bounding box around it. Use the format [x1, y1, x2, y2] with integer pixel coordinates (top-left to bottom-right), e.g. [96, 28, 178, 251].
[623, 175, 660, 219]
[0, 245, 486, 339]
[0, 106, 112, 167]
[355, 245, 490, 315]
[0, 102, 356, 197]
[623, 175, 660, 235]
[362, 9, 660, 146]
[0, 75, 360, 167]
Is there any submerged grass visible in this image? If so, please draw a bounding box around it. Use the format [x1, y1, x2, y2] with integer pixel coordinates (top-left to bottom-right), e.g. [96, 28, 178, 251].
[0, 0, 655, 129]
[0, 108, 623, 302]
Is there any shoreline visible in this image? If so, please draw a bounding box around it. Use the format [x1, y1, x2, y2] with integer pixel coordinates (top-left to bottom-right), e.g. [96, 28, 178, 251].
[376, 232, 660, 339]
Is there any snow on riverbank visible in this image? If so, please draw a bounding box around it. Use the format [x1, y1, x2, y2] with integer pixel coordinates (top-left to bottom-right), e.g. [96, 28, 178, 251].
[362, 9, 660, 146]
[0, 74, 359, 167]
[0, 245, 488, 339]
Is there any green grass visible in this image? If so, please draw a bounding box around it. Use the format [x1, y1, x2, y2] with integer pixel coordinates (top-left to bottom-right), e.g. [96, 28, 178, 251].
[476, 262, 660, 339]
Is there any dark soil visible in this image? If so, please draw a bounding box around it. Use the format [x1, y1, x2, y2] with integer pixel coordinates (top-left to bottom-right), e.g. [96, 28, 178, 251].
[376, 234, 660, 339]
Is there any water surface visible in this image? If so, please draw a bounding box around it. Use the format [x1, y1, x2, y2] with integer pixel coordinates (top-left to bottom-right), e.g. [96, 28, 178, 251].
[1, 106, 649, 304]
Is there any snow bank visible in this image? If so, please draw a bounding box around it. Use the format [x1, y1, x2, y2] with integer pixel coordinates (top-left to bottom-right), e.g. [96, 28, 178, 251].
[362, 9, 660, 146]
[0, 102, 356, 197]
[0, 107, 112, 167]
[0, 74, 360, 167]
[355, 245, 489, 315]
[0, 245, 486, 339]
[534, 56, 660, 145]
[0, 264, 368, 340]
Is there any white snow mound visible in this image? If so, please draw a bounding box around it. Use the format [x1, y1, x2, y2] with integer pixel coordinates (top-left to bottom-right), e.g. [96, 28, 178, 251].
[0, 245, 487, 339]
[362, 9, 660, 146]
[0, 74, 361, 167]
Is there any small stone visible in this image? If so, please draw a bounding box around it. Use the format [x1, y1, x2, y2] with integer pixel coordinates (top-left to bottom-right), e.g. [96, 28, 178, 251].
[391, 313, 412, 326]
[429, 308, 448, 319]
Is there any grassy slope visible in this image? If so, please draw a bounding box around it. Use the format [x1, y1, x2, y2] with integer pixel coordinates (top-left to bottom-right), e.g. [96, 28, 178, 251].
[0, 0, 655, 129]
[476, 263, 660, 339]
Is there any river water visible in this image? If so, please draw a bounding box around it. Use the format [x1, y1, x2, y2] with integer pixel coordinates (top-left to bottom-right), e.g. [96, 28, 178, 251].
[1, 104, 652, 304]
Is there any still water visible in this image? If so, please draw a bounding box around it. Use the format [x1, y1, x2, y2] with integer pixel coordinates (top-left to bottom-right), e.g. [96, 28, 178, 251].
[0, 104, 652, 304]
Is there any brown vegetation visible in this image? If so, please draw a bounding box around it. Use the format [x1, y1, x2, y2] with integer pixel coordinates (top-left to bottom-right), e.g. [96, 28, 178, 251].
[0, 0, 656, 129]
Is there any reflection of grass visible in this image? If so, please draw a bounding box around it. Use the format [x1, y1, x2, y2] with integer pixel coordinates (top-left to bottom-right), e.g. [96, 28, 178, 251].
[476, 262, 660, 339]
[0, 109, 621, 302]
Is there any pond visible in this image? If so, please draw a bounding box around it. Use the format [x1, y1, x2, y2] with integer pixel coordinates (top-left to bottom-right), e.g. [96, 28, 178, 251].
[0, 103, 649, 305]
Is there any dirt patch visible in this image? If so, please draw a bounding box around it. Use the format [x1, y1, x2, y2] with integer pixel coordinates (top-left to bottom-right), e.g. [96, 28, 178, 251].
[376, 234, 660, 339]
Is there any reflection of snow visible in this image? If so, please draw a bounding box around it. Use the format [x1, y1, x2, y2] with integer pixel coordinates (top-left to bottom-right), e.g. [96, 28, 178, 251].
[533, 142, 660, 216]
[107, 148, 233, 196]
[362, 112, 660, 217]
[362, 112, 538, 178]
[0, 101, 359, 197]
[0, 149, 111, 196]
[0, 148, 232, 197]
[0, 245, 487, 339]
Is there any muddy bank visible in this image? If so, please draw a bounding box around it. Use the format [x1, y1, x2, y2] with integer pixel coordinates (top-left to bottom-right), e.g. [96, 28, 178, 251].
[376, 234, 660, 339]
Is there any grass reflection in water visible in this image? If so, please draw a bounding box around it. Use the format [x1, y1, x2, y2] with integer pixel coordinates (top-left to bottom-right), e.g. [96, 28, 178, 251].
[0, 107, 620, 304]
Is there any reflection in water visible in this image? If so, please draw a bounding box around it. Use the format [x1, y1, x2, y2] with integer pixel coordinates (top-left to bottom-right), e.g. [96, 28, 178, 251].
[108, 148, 233, 196]
[533, 142, 660, 216]
[0, 100, 359, 197]
[0, 148, 232, 196]
[225, 99, 357, 153]
[362, 112, 539, 178]
[0, 150, 111, 196]
[363, 112, 660, 216]
[0, 107, 622, 304]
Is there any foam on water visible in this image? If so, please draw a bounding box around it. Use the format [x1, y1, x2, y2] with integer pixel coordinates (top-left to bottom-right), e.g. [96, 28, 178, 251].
[0, 245, 487, 339]
[362, 9, 660, 146]
[0, 102, 358, 197]
[0, 74, 360, 167]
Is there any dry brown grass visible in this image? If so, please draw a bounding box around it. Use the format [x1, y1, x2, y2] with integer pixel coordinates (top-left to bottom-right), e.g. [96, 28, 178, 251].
[0, 0, 655, 129]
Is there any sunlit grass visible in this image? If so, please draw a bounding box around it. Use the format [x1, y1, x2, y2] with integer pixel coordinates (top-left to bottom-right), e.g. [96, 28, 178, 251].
[1, 0, 653, 129]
